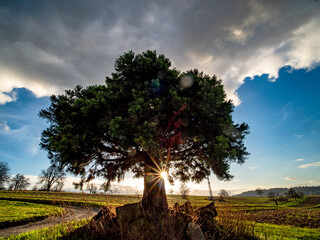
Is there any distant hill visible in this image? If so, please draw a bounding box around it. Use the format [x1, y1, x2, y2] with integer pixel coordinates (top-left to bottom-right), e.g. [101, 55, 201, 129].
[233, 186, 320, 197]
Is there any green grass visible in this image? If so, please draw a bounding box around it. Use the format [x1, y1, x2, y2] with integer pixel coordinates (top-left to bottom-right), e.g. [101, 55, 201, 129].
[0, 200, 64, 228]
[0, 219, 89, 240]
[0, 190, 146, 208]
[0, 191, 213, 208]
[1, 191, 319, 239]
[252, 222, 320, 240]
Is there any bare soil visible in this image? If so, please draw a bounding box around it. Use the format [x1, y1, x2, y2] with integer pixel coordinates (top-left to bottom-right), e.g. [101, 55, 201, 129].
[245, 208, 320, 228]
[298, 196, 320, 207]
[0, 206, 100, 237]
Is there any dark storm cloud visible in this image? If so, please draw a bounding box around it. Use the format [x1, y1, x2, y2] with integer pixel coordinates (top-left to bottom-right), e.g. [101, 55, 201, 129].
[0, 0, 319, 104]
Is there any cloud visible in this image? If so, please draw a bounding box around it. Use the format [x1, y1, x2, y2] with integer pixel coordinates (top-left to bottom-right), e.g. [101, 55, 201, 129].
[285, 177, 299, 181]
[294, 134, 304, 138]
[26, 137, 41, 156]
[309, 179, 320, 183]
[248, 166, 259, 170]
[298, 161, 320, 169]
[0, 120, 10, 131]
[294, 158, 304, 162]
[0, 1, 320, 106]
[0, 90, 18, 105]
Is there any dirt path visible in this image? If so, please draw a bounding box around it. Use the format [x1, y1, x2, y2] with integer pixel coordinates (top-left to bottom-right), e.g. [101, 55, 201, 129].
[0, 206, 100, 237]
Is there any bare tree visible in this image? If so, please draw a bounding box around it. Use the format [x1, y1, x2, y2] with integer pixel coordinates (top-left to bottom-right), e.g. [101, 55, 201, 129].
[255, 188, 264, 197]
[86, 182, 97, 194]
[180, 181, 190, 199]
[219, 189, 229, 198]
[38, 164, 66, 191]
[285, 188, 304, 201]
[268, 191, 280, 206]
[32, 184, 38, 191]
[169, 188, 174, 195]
[0, 161, 10, 190]
[100, 181, 111, 194]
[9, 174, 30, 190]
[52, 180, 64, 192]
[113, 188, 119, 194]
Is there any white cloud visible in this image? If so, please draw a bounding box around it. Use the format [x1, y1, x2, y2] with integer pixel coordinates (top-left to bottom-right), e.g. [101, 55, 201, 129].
[27, 137, 41, 156]
[294, 134, 304, 138]
[0, 120, 10, 131]
[0, 90, 18, 105]
[298, 161, 320, 169]
[0, 92, 14, 105]
[22, 175, 143, 193]
[309, 179, 320, 184]
[285, 177, 299, 181]
[0, 1, 319, 106]
[248, 166, 259, 170]
[294, 158, 304, 162]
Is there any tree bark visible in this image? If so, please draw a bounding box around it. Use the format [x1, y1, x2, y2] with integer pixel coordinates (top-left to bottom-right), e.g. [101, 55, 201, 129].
[142, 153, 168, 214]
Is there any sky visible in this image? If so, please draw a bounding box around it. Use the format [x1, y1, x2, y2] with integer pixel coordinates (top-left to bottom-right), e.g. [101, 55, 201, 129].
[0, 0, 319, 195]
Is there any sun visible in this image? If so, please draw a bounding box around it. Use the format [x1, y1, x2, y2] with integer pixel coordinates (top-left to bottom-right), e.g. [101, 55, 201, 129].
[160, 171, 167, 179]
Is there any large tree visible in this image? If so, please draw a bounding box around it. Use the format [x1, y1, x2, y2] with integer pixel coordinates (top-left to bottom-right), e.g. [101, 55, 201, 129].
[40, 50, 249, 213]
[0, 161, 10, 190]
[38, 164, 66, 191]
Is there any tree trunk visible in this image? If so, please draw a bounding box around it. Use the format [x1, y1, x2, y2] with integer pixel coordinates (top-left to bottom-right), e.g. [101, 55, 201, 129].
[142, 154, 168, 214]
[47, 182, 51, 191]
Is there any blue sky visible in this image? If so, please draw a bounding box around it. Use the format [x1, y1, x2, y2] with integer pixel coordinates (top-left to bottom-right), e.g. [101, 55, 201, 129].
[0, 0, 319, 195]
[0, 88, 50, 173]
[1, 66, 319, 194]
[228, 66, 320, 191]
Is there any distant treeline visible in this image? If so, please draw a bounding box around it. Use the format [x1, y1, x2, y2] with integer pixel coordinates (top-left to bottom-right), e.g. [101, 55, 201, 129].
[234, 186, 320, 197]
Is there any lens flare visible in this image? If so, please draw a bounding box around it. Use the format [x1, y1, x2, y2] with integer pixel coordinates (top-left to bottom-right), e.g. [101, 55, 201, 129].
[160, 171, 167, 179]
[180, 75, 194, 88]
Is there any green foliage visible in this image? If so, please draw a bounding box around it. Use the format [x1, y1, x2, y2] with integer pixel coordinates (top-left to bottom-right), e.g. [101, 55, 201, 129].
[39, 50, 249, 187]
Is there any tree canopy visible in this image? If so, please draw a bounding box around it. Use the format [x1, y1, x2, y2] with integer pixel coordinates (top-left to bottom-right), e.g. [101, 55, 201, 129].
[40, 50, 249, 210]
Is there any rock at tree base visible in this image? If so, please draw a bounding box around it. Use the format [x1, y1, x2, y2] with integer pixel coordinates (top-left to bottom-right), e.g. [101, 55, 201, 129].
[69, 201, 224, 239]
[114, 201, 221, 239]
[116, 202, 143, 225]
[196, 201, 218, 221]
[188, 222, 206, 240]
[93, 206, 116, 221]
[173, 201, 194, 214]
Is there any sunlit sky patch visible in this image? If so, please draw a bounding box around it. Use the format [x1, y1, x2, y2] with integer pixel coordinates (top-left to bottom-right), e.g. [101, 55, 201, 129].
[0, 0, 319, 195]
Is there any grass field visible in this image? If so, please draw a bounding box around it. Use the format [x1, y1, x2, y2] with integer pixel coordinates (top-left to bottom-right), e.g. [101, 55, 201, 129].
[1, 219, 89, 240]
[0, 191, 319, 239]
[0, 200, 63, 228]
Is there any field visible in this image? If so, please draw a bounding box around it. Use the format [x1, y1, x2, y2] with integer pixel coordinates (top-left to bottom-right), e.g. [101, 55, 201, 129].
[0, 200, 63, 228]
[0, 191, 319, 239]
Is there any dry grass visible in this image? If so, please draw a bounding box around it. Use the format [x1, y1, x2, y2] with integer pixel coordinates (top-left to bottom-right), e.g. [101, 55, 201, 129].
[60, 202, 261, 240]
